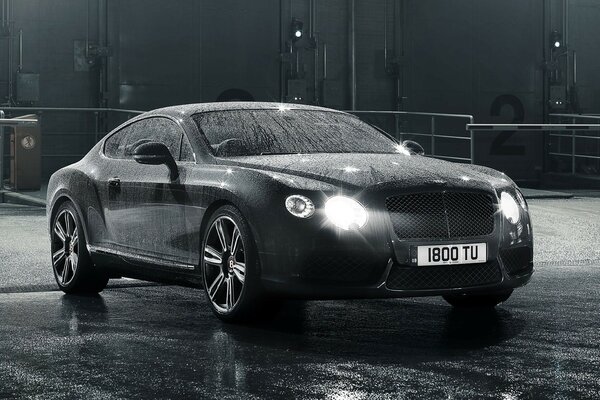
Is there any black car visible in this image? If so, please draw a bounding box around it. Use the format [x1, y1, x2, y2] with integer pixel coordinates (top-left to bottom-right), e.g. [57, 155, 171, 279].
[47, 102, 533, 322]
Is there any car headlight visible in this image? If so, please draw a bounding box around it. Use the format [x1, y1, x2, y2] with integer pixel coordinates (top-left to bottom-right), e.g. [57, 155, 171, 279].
[324, 196, 368, 230]
[285, 195, 315, 218]
[500, 192, 520, 224]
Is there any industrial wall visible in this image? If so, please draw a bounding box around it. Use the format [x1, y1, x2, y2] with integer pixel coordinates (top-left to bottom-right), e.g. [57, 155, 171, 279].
[1, 0, 600, 183]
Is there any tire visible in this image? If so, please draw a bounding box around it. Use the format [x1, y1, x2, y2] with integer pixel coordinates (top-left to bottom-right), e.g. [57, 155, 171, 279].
[443, 290, 513, 308]
[201, 205, 266, 322]
[51, 201, 109, 294]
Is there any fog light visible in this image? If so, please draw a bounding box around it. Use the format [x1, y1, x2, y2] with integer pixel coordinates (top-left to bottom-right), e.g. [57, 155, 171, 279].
[324, 196, 367, 230]
[501, 192, 520, 224]
[285, 195, 315, 218]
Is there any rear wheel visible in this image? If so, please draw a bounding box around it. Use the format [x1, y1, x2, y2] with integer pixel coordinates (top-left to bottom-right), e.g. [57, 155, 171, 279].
[201, 205, 266, 322]
[443, 290, 513, 308]
[51, 202, 109, 294]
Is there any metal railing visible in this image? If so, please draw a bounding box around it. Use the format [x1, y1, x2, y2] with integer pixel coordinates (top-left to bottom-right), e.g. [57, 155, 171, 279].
[347, 110, 475, 163]
[468, 119, 600, 176]
[547, 114, 600, 175]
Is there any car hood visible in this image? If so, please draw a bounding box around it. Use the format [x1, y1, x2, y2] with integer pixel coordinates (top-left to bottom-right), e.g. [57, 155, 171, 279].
[218, 153, 513, 192]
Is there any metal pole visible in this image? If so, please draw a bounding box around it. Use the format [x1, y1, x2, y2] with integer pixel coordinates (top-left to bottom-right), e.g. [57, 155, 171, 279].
[349, 0, 356, 110]
[18, 28, 22, 71]
[431, 116, 435, 157]
[469, 116, 475, 164]
[94, 111, 99, 143]
[0, 110, 4, 189]
[572, 117, 576, 174]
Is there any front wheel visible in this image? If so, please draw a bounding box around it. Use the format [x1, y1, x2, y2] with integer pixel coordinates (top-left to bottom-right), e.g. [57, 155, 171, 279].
[443, 290, 513, 308]
[201, 205, 266, 323]
[51, 202, 109, 294]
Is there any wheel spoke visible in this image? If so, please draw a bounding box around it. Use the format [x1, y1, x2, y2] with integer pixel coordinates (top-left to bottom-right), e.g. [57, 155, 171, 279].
[61, 258, 70, 284]
[71, 229, 78, 247]
[226, 277, 235, 310]
[215, 219, 229, 252]
[52, 248, 66, 265]
[64, 213, 72, 236]
[70, 253, 78, 271]
[54, 222, 66, 242]
[204, 245, 222, 266]
[233, 263, 245, 284]
[208, 272, 225, 300]
[230, 227, 241, 256]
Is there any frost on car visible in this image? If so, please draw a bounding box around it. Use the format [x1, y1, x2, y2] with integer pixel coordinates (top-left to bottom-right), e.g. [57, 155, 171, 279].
[47, 102, 534, 322]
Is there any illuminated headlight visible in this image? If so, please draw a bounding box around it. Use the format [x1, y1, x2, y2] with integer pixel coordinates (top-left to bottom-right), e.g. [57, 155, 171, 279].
[324, 196, 368, 230]
[500, 192, 521, 224]
[285, 195, 315, 218]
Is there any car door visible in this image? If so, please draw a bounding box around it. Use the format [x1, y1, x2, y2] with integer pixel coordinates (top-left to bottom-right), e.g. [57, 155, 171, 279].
[102, 117, 192, 266]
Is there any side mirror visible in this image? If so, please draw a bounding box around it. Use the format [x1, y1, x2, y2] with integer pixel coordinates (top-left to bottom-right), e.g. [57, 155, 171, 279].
[402, 140, 425, 156]
[133, 141, 179, 180]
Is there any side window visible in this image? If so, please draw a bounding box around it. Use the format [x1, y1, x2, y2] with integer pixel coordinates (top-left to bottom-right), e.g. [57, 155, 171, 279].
[180, 134, 195, 162]
[104, 118, 183, 160]
[104, 124, 135, 158]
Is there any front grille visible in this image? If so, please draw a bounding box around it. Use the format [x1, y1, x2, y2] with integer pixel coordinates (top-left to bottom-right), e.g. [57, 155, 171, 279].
[302, 254, 376, 283]
[385, 192, 495, 240]
[500, 246, 533, 276]
[386, 261, 502, 290]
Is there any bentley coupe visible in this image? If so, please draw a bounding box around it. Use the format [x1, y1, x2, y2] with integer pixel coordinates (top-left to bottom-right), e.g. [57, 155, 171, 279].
[47, 102, 534, 322]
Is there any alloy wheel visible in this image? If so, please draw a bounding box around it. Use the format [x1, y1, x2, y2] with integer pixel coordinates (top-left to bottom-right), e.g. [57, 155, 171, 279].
[52, 209, 79, 286]
[203, 216, 246, 313]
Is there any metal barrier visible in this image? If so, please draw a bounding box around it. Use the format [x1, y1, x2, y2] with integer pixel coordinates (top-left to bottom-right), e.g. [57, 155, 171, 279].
[348, 110, 475, 163]
[547, 114, 600, 175]
[468, 120, 600, 176]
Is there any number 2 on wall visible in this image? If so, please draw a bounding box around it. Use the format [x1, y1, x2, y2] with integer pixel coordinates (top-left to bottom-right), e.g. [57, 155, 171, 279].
[489, 94, 526, 156]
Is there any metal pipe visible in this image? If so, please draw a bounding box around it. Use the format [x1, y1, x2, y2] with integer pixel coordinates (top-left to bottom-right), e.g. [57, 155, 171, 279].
[279, 0, 285, 102]
[349, 0, 356, 110]
[18, 28, 22, 71]
[0, 125, 3, 189]
[311, 0, 318, 104]
[571, 117, 576, 174]
[86, 0, 90, 58]
[383, 0, 388, 67]
[430, 116, 435, 157]
[6, 0, 12, 104]
[573, 50, 577, 85]
[0, 106, 144, 114]
[323, 42, 327, 79]
[468, 123, 600, 131]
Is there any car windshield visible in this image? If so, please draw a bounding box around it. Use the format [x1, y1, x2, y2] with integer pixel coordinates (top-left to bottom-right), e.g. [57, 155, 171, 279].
[192, 109, 407, 157]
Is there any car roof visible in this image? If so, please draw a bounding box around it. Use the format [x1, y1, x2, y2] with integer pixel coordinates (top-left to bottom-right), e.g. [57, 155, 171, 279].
[143, 102, 348, 118]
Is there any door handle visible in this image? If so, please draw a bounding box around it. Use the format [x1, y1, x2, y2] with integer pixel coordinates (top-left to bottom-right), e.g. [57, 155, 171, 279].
[108, 177, 121, 188]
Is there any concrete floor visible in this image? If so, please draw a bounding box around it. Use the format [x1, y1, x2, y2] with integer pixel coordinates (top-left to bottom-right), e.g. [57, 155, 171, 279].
[1, 198, 600, 398]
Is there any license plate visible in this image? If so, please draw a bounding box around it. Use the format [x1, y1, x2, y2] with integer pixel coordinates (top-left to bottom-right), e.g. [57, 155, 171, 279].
[417, 243, 487, 266]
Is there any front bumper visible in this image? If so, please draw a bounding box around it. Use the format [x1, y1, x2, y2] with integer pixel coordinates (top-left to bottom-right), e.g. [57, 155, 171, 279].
[256, 187, 534, 299]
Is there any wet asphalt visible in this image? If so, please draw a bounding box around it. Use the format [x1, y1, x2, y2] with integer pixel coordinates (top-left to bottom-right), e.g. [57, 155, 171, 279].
[1, 198, 600, 399]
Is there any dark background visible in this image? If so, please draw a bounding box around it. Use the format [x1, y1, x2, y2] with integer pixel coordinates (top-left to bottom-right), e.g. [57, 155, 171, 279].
[1, 0, 599, 183]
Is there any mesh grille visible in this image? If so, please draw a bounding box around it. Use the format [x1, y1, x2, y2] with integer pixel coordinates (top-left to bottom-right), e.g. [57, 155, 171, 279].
[500, 247, 533, 276]
[386, 261, 502, 290]
[303, 254, 375, 283]
[385, 192, 495, 240]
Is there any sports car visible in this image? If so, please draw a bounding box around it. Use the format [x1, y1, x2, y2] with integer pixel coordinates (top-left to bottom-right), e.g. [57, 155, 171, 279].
[47, 102, 533, 322]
